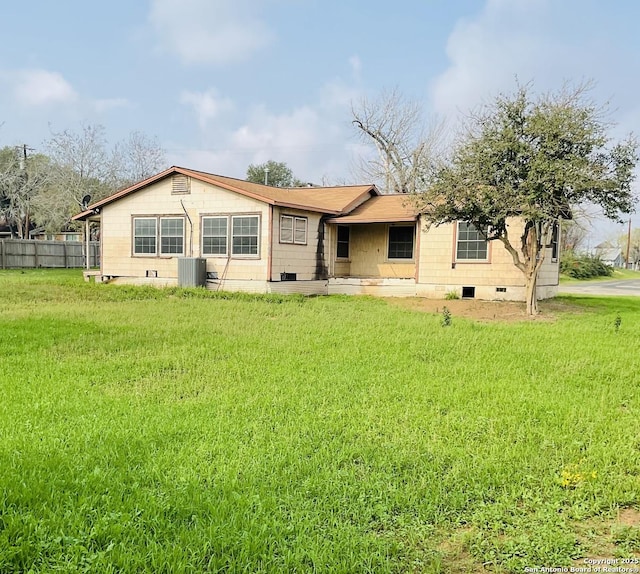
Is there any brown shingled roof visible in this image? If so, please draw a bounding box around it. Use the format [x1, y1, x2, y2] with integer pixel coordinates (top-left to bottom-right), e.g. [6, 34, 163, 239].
[72, 166, 378, 221]
[326, 195, 418, 224]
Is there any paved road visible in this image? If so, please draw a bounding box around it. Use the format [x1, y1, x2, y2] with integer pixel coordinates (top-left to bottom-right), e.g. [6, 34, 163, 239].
[557, 279, 640, 296]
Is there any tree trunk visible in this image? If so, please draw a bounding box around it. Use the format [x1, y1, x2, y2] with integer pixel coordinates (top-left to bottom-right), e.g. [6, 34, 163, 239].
[524, 269, 538, 316]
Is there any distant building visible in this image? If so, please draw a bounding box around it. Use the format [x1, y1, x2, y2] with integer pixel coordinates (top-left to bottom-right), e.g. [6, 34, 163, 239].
[596, 247, 624, 268]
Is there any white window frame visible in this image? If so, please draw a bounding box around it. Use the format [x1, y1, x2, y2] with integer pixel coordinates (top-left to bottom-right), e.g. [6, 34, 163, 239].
[133, 217, 158, 256]
[280, 215, 307, 245]
[202, 216, 228, 256]
[132, 216, 185, 257]
[160, 217, 185, 256]
[294, 217, 307, 245]
[280, 215, 294, 244]
[456, 222, 489, 261]
[231, 215, 260, 257]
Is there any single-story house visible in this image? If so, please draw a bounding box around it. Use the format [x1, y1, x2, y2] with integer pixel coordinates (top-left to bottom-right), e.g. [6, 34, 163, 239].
[596, 247, 625, 268]
[72, 166, 560, 301]
[30, 229, 83, 242]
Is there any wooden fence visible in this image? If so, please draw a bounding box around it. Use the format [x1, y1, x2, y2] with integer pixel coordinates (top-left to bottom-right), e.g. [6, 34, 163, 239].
[0, 240, 100, 269]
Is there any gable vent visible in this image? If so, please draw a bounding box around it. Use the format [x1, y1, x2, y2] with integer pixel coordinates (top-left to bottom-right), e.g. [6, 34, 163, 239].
[172, 174, 190, 195]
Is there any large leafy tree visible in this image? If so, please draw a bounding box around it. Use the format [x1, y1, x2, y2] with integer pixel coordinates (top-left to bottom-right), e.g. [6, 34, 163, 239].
[418, 83, 638, 315]
[246, 160, 304, 187]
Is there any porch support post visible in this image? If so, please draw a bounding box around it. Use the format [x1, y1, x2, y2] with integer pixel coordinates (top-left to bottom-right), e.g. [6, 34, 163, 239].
[85, 219, 90, 269]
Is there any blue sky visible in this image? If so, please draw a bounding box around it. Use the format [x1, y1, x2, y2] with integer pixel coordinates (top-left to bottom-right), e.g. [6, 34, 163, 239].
[1, 0, 639, 242]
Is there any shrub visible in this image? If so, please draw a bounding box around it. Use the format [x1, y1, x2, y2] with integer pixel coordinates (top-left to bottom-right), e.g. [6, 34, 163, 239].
[560, 252, 613, 279]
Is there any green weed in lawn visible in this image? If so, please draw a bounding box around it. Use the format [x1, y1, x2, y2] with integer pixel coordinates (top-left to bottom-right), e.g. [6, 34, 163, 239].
[1, 269, 640, 572]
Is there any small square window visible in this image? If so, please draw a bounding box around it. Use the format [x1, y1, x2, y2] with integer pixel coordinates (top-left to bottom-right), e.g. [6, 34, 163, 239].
[280, 215, 307, 244]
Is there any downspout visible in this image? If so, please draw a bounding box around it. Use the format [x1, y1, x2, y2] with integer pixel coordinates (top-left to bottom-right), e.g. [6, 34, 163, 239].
[267, 205, 273, 281]
[414, 216, 420, 283]
[85, 219, 90, 269]
[180, 200, 193, 257]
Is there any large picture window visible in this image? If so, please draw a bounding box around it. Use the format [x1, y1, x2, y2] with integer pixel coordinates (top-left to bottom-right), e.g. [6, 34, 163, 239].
[232, 215, 259, 256]
[202, 217, 228, 255]
[133, 216, 185, 256]
[388, 226, 414, 259]
[201, 214, 260, 257]
[456, 222, 488, 260]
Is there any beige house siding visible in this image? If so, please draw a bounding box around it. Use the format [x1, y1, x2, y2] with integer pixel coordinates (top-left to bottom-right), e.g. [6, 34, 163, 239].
[416, 218, 559, 300]
[100, 177, 270, 281]
[329, 223, 416, 279]
[91, 168, 559, 301]
[270, 207, 326, 281]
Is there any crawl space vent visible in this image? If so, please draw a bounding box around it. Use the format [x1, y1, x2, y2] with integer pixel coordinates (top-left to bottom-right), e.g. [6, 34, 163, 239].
[462, 286, 475, 298]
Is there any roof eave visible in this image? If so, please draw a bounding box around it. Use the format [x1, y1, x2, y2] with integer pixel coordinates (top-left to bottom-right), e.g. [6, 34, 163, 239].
[326, 215, 418, 224]
[273, 201, 340, 214]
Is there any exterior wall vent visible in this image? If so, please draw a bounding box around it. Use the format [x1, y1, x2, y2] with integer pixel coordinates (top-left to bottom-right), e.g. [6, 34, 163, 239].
[178, 257, 206, 287]
[496, 287, 507, 293]
[462, 286, 475, 298]
[280, 272, 297, 281]
[146, 270, 158, 278]
[172, 174, 190, 195]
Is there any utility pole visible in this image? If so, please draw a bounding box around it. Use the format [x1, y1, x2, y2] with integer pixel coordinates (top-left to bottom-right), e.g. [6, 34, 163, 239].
[17, 143, 31, 170]
[625, 219, 632, 269]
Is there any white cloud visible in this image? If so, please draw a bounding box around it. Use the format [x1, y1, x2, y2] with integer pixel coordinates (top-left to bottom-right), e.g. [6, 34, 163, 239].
[180, 89, 234, 128]
[170, 86, 363, 184]
[429, 0, 640, 244]
[12, 69, 78, 107]
[429, 0, 557, 120]
[148, 0, 273, 65]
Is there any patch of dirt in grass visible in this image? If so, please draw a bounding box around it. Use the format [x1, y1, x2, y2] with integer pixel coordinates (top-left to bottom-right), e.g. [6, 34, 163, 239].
[572, 507, 640, 564]
[436, 531, 487, 573]
[387, 297, 585, 323]
[617, 508, 640, 527]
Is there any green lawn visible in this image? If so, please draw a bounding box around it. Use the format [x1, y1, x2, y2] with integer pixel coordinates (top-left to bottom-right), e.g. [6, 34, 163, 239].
[1, 270, 639, 573]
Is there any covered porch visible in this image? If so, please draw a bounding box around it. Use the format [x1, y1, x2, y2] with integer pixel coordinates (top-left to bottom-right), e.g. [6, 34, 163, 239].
[325, 195, 420, 297]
